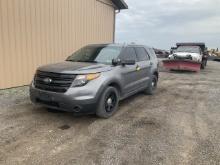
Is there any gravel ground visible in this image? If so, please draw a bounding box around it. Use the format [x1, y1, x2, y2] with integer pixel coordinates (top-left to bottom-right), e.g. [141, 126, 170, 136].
[0, 61, 220, 165]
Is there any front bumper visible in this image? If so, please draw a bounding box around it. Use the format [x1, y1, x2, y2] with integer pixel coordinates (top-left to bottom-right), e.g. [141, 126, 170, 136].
[30, 86, 98, 113]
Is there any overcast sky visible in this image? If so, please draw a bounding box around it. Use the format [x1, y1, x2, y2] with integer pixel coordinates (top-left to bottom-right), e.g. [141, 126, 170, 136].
[115, 0, 220, 50]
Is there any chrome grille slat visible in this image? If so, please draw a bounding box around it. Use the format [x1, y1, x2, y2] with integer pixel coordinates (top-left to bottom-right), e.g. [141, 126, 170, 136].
[34, 71, 76, 93]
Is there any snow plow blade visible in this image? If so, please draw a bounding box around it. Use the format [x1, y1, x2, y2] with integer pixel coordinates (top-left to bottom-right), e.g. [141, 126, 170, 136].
[163, 59, 201, 72]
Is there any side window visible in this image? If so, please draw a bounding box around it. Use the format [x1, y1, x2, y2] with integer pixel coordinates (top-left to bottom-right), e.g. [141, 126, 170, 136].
[135, 47, 150, 61]
[120, 47, 137, 61]
[147, 48, 156, 59]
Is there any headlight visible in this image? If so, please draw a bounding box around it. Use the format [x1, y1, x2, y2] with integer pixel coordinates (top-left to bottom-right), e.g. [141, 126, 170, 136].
[71, 73, 100, 87]
[32, 74, 37, 86]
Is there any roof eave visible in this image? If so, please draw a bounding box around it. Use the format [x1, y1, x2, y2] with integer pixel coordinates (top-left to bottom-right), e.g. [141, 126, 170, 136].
[111, 0, 128, 10]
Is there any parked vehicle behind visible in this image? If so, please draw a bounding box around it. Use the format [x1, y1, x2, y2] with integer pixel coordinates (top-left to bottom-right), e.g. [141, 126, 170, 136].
[30, 44, 159, 118]
[163, 42, 208, 72]
[154, 48, 169, 58]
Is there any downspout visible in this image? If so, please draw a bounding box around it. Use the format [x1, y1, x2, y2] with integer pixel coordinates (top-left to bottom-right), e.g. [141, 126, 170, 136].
[113, 10, 120, 43]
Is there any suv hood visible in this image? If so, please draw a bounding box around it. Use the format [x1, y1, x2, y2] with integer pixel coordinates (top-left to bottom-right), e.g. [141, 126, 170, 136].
[38, 61, 112, 74]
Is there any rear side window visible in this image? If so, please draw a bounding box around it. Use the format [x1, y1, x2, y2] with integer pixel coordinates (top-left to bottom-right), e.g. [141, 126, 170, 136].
[135, 47, 150, 61]
[148, 48, 157, 59]
[120, 47, 137, 61]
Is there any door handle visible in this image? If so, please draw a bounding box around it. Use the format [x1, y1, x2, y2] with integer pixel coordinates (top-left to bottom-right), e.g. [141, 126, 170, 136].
[150, 62, 153, 66]
[136, 65, 141, 71]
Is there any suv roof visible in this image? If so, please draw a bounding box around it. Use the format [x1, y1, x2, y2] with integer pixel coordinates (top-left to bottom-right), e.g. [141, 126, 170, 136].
[87, 43, 153, 49]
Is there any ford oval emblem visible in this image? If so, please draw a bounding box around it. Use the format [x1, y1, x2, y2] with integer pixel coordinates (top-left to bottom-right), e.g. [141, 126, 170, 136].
[43, 78, 52, 84]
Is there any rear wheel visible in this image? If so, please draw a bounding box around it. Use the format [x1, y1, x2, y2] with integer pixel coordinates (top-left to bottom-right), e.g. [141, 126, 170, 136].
[144, 75, 158, 95]
[96, 86, 119, 118]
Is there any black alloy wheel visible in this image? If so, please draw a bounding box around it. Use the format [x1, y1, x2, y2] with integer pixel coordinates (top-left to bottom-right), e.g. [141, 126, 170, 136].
[105, 92, 117, 113]
[96, 86, 119, 118]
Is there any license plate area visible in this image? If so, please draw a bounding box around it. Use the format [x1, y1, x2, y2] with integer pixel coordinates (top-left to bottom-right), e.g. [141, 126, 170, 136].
[38, 92, 51, 101]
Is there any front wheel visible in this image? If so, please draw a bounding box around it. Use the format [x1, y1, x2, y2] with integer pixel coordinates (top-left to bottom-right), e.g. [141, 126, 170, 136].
[144, 75, 158, 95]
[96, 86, 119, 119]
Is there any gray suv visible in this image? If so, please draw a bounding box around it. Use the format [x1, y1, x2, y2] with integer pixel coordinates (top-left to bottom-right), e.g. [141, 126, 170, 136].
[30, 44, 159, 118]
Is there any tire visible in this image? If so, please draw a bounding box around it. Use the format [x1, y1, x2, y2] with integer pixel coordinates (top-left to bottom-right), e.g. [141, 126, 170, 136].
[96, 86, 119, 119]
[201, 60, 206, 69]
[144, 75, 158, 95]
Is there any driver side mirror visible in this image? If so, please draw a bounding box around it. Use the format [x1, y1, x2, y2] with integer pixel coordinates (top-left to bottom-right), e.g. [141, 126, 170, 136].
[112, 58, 136, 66]
[112, 58, 122, 66]
[121, 60, 136, 66]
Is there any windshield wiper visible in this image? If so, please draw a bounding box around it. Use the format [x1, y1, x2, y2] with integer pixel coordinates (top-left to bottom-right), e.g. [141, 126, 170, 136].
[66, 59, 74, 62]
[66, 60, 97, 63]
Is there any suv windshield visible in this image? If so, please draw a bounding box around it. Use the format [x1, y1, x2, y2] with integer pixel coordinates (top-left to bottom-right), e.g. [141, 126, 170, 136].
[66, 45, 122, 64]
[176, 46, 200, 53]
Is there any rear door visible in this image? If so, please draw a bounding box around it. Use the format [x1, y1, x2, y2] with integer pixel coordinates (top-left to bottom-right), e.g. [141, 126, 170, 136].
[135, 47, 152, 88]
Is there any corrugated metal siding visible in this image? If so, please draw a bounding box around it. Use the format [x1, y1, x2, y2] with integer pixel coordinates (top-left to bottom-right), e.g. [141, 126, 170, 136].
[0, 0, 115, 89]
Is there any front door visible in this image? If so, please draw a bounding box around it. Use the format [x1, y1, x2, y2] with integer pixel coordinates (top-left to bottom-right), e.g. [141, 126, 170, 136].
[119, 47, 141, 95]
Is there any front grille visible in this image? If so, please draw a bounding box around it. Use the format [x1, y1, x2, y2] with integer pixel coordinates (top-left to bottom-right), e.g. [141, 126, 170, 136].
[173, 55, 192, 60]
[34, 71, 76, 93]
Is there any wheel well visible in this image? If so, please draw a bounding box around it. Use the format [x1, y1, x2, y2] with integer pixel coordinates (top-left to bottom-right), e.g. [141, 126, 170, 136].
[108, 82, 122, 97]
[153, 71, 159, 79]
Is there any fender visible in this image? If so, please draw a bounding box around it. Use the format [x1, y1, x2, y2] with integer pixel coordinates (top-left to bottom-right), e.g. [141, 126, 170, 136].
[94, 78, 123, 101]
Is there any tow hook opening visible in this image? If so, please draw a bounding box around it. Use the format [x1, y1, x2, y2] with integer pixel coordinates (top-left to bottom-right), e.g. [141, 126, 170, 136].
[73, 106, 81, 112]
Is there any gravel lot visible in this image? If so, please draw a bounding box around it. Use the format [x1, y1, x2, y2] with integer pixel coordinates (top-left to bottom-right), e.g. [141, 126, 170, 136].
[0, 61, 220, 165]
